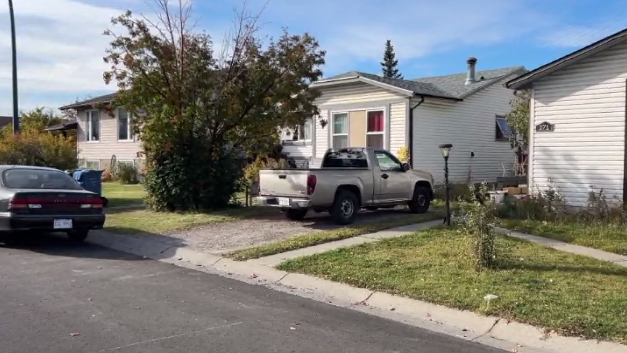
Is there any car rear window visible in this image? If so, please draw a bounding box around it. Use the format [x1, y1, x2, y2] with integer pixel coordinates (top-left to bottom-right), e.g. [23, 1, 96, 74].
[2, 169, 82, 190]
[322, 149, 368, 168]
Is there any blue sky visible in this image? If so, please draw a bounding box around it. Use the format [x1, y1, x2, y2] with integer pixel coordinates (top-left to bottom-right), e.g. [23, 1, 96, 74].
[0, 0, 626, 115]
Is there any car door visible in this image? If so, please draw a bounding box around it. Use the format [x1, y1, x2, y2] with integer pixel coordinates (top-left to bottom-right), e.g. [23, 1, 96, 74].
[374, 150, 412, 202]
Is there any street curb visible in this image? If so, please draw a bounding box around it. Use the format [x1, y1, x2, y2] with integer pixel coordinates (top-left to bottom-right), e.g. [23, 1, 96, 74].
[88, 231, 627, 353]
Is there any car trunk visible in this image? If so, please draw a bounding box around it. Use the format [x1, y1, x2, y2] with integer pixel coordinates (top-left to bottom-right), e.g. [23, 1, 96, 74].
[258, 170, 311, 198]
[8, 190, 103, 215]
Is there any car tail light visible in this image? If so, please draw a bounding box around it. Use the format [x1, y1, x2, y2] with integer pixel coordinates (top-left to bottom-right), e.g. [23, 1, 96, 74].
[307, 175, 317, 195]
[81, 197, 103, 209]
[8, 197, 28, 210]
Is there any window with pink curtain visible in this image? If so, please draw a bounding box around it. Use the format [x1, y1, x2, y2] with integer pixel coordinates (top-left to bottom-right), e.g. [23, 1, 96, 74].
[367, 111, 384, 132]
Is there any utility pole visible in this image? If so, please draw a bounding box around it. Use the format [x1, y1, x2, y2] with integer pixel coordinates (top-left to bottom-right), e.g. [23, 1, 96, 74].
[9, 0, 19, 133]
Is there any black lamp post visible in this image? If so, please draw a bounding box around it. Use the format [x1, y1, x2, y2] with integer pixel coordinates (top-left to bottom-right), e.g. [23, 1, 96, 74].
[8, 0, 19, 134]
[439, 143, 453, 226]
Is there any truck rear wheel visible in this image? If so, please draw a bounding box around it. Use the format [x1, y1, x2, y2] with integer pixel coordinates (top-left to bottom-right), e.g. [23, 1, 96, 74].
[331, 190, 359, 225]
[285, 209, 308, 221]
[409, 186, 430, 214]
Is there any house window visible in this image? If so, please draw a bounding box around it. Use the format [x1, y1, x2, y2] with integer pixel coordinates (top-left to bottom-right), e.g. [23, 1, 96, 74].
[292, 117, 312, 142]
[118, 108, 134, 141]
[496, 116, 513, 141]
[366, 110, 384, 148]
[84, 160, 100, 169]
[332, 113, 348, 148]
[86, 110, 100, 142]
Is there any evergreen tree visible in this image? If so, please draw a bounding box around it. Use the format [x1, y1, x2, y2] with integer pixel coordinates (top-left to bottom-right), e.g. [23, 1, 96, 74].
[380, 40, 402, 79]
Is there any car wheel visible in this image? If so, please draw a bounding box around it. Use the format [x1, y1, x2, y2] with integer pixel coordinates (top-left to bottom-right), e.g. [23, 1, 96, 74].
[331, 190, 359, 225]
[409, 186, 431, 214]
[67, 229, 89, 242]
[285, 209, 308, 221]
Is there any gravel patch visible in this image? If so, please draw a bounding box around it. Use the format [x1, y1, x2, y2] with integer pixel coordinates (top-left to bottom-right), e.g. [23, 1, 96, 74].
[164, 208, 419, 255]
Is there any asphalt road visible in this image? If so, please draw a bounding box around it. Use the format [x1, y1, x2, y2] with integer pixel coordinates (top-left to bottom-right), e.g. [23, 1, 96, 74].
[0, 233, 505, 353]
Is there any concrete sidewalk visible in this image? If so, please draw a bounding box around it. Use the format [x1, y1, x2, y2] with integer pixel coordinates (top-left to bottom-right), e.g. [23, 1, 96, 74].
[88, 222, 627, 353]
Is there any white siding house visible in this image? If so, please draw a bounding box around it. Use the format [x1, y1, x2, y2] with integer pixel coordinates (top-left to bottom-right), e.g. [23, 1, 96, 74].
[507, 28, 627, 207]
[312, 59, 525, 184]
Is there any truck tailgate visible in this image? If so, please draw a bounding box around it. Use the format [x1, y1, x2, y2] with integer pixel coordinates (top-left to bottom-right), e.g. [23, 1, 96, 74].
[259, 170, 310, 198]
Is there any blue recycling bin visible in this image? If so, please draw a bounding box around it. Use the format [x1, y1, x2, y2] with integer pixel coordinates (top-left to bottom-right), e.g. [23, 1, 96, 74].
[72, 169, 108, 207]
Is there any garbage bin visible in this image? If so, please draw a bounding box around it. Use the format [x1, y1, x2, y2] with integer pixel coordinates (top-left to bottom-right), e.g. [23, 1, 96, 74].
[72, 169, 108, 207]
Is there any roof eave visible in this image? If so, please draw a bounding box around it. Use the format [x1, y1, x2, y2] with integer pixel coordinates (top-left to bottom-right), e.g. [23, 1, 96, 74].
[313, 76, 414, 97]
[506, 29, 627, 90]
[59, 100, 114, 111]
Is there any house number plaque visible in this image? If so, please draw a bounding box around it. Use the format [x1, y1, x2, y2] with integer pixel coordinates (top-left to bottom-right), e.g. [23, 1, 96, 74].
[535, 121, 554, 132]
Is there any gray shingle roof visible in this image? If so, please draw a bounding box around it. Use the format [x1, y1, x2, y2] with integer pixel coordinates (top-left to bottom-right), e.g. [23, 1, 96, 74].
[324, 66, 525, 100]
[59, 92, 118, 110]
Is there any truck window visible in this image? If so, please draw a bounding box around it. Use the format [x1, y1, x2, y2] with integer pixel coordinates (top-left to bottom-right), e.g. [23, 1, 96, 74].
[322, 150, 368, 168]
[374, 151, 402, 171]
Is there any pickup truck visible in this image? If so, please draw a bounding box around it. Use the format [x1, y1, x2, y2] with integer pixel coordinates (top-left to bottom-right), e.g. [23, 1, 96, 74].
[256, 147, 435, 225]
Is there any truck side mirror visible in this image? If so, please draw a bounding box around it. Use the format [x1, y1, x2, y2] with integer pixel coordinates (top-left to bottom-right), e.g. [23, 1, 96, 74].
[402, 163, 410, 171]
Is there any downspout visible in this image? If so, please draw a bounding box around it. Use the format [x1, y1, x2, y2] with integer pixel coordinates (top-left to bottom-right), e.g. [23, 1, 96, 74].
[408, 96, 425, 167]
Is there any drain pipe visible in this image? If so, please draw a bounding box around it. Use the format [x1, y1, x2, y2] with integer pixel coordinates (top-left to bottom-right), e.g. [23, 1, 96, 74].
[408, 96, 425, 167]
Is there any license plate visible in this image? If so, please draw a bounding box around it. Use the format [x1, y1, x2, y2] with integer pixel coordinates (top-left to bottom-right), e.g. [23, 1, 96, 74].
[278, 198, 290, 206]
[53, 219, 73, 229]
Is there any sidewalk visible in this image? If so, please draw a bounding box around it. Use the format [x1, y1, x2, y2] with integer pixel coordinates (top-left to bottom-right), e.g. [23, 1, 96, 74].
[89, 223, 627, 353]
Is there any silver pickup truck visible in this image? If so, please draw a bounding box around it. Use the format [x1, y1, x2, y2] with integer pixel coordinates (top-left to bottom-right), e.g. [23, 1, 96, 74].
[256, 147, 435, 225]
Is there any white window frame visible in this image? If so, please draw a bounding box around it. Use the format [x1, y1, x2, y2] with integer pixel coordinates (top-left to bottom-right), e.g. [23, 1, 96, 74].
[331, 112, 349, 148]
[85, 110, 100, 143]
[84, 160, 100, 169]
[365, 109, 385, 149]
[117, 108, 134, 142]
[295, 117, 313, 143]
[329, 107, 387, 149]
[117, 160, 135, 167]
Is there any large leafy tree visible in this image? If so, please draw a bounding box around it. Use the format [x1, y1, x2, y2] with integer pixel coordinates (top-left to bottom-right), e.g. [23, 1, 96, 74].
[103, 0, 325, 211]
[380, 39, 402, 79]
[505, 90, 530, 176]
[1, 107, 64, 137]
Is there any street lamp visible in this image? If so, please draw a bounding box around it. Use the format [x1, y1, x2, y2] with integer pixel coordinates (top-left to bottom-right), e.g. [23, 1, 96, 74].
[8, 0, 19, 133]
[439, 143, 453, 226]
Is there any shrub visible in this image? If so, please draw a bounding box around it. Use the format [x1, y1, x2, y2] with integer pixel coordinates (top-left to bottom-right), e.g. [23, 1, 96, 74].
[0, 129, 77, 170]
[243, 156, 287, 187]
[116, 163, 139, 184]
[455, 182, 498, 271]
[396, 146, 410, 164]
[102, 168, 113, 182]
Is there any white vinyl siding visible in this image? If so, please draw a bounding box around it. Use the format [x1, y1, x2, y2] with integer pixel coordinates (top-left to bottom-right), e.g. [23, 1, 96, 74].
[412, 77, 517, 184]
[314, 110, 329, 158]
[530, 41, 627, 207]
[389, 101, 408, 156]
[315, 83, 404, 106]
[77, 109, 144, 162]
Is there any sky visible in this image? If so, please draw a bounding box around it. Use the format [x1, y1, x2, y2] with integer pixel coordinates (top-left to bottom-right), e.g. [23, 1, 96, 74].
[0, 0, 626, 115]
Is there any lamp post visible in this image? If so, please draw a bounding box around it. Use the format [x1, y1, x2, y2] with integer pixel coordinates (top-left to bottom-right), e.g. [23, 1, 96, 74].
[8, 0, 19, 134]
[439, 143, 453, 226]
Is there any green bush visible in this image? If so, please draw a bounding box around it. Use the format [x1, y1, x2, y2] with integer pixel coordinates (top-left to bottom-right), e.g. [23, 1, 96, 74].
[116, 163, 140, 184]
[0, 129, 77, 170]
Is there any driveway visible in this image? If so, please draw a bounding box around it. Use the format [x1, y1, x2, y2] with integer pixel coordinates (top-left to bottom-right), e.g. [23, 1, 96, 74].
[0, 233, 504, 353]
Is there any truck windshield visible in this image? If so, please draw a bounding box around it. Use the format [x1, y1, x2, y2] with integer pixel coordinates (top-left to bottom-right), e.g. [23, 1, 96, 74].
[322, 150, 368, 168]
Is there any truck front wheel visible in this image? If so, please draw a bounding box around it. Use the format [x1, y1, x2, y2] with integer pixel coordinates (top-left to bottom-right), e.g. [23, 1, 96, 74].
[285, 209, 308, 221]
[409, 186, 431, 214]
[331, 190, 359, 225]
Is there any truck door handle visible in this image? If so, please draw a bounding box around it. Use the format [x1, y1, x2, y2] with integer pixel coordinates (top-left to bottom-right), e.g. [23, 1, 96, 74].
[381, 174, 389, 179]
[278, 175, 287, 179]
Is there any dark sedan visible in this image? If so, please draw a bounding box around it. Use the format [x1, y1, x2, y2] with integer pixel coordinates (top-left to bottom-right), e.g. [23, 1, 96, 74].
[0, 165, 105, 241]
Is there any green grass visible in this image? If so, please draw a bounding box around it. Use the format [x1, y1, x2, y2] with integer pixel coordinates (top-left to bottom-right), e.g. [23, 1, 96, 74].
[227, 212, 443, 260]
[499, 218, 627, 256]
[278, 227, 627, 343]
[105, 207, 274, 235]
[102, 182, 146, 208]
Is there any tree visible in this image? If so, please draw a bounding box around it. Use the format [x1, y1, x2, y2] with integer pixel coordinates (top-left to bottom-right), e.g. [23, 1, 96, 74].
[380, 39, 402, 79]
[103, 0, 325, 211]
[1, 107, 64, 137]
[505, 90, 530, 176]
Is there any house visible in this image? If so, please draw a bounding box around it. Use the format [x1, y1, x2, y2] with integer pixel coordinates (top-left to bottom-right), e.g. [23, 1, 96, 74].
[0, 116, 14, 130]
[59, 93, 142, 171]
[506, 28, 627, 207]
[307, 58, 526, 183]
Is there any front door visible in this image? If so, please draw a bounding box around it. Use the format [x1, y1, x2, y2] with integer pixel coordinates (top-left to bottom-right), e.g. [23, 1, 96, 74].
[374, 150, 411, 202]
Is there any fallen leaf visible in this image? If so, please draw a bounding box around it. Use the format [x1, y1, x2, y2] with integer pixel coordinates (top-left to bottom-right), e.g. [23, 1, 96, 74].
[250, 273, 258, 279]
[69, 332, 80, 337]
[390, 307, 396, 311]
[426, 313, 431, 317]
[290, 327, 296, 330]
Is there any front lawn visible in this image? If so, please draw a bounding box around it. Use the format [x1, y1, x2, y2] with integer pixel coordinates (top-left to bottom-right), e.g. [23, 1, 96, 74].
[227, 211, 442, 261]
[102, 182, 146, 208]
[499, 218, 627, 256]
[105, 207, 273, 235]
[278, 227, 627, 343]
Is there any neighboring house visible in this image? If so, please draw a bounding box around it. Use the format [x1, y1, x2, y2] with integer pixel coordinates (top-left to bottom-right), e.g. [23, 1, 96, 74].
[0, 116, 13, 130]
[59, 93, 142, 171]
[309, 58, 525, 183]
[506, 28, 627, 207]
